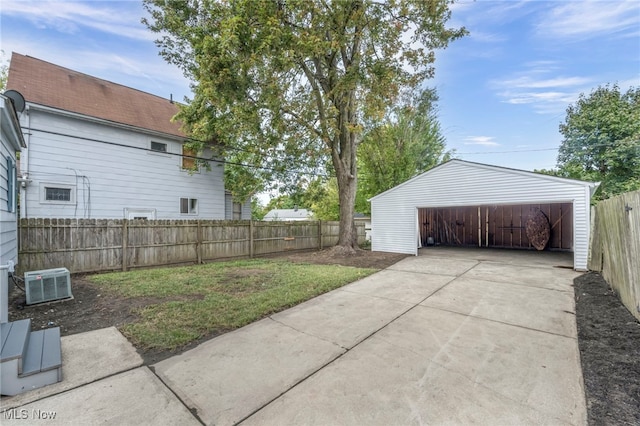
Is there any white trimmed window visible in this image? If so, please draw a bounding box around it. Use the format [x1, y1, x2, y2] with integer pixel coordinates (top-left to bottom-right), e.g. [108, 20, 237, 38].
[150, 141, 168, 153]
[40, 183, 75, 204]
[232, 202, 242, 220]
[182, 145, 198, 171]
[180, 198, 198, 215]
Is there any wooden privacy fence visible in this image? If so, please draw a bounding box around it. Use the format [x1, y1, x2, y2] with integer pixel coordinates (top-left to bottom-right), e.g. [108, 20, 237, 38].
[589, 189, 640, 321]
[17, 219, 365, 275]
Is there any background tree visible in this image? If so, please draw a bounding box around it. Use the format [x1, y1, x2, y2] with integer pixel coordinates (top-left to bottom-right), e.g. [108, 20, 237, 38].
[251, 197, 266, 220]
[143, 0, 465, 252]
[0, 50, 8, 91]
[309, 178, 341, 220]
[556, 84, 640, 200]
[356, 89, 451, 214]
[299, 89, 451, 218]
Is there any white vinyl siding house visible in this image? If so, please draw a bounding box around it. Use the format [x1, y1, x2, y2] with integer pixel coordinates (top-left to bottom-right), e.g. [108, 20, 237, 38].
[370, 160, 598, 271]
[18, 108, 227, 219]
[1, 93, 26, 273]
[7, 53, 250, 221]
[1, 93, 25, 325]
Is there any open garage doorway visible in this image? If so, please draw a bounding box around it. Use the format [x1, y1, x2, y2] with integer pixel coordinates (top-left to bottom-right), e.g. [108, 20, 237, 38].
[418, 203, 573, 250]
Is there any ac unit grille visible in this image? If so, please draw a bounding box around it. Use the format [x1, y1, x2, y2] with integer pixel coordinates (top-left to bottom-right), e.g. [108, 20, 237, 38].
[25, 268, 73, 305]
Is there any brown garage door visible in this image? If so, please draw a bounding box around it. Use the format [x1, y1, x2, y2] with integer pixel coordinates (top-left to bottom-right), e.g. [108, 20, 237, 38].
[418, 203, 573, 250]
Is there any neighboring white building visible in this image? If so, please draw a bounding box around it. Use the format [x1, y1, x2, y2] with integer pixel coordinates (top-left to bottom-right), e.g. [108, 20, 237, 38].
[6, 53, 250, 220]
[370, 160, 599, 271]
[263, 208, 313, 221]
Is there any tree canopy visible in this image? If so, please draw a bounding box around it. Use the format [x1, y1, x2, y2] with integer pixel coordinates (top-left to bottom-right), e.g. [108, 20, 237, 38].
[143, 0, 466, 249]
[356, 89, 451, 214]
[254, 89, 451, 220]
[556, 84, 640, 200]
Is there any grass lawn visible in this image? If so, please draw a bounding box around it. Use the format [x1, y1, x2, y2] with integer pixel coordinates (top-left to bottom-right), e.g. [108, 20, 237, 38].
[87, 259, 376, 351]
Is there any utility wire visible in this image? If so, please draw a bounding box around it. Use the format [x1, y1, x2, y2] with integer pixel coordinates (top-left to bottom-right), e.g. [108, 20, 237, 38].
[456, 138, 639, 155]
[457, 147, 558, 155]
[22, 126, 636, 176]
[23, 127, 330, 177]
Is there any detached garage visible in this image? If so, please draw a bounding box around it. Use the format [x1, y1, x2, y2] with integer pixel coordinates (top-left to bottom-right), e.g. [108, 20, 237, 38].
[370, 160, 599, 271]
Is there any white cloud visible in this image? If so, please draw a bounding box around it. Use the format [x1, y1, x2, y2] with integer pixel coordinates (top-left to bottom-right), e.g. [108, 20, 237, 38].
[469, 31, 508, 44]
[500, 91, 577, 105]
[536, 1, 640, 40]
[498, 75, 593, 90]
[1, 0, 155, 41]
[520, 60, 562, 74]
[495, 88, 581, 115]
[463, 136, 500, 146]
[489, 61, 595, 114]
[617, 77, 640, 90]
[454, 0, 533, 26]
[541, 77, 591, 89]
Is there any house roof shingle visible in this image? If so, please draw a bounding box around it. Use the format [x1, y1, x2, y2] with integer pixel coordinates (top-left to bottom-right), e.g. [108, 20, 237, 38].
[6, 53, 185, 138]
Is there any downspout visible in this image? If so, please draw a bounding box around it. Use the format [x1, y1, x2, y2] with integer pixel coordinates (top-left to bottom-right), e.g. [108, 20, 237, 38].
[19, 105, 31, 219]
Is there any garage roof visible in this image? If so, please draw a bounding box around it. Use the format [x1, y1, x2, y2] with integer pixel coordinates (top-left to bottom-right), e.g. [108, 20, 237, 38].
[370, 159, 599, 201]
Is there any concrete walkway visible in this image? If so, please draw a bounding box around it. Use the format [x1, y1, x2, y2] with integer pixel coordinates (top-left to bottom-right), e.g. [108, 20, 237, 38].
[1, 248, 587, 425]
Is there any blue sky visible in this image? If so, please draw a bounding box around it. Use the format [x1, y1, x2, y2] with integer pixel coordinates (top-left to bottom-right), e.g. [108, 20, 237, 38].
[1, 0, 639, 173]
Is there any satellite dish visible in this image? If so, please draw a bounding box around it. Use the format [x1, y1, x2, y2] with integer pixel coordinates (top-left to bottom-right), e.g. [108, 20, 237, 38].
[3, 90, 26, 113]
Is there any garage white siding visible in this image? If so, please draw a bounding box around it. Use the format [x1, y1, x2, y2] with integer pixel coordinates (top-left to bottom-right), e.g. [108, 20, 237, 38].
[370, 160, 597, 270]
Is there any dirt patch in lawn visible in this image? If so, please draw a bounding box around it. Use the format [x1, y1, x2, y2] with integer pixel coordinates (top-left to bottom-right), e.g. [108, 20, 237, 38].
[7, 249, 408, 364]
[274, 247, 409, 269]
[574, 272, 640, 425]
[8, 284, 206, 337]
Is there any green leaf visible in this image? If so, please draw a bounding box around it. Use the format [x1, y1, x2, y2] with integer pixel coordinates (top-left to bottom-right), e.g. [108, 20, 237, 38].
[143, 0, 466, 245]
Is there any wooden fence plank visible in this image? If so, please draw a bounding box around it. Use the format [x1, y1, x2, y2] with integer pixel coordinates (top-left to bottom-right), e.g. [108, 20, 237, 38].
[589, 190, 640, 321]
[17, 219, 365, 275]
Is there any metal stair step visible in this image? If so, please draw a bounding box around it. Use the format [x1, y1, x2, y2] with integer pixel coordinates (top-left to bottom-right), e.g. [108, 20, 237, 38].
[21, 328, 62, 377]
[41, 327, 62, 371]
[21, 330, 44, 376]
[0, 319, 31, 363]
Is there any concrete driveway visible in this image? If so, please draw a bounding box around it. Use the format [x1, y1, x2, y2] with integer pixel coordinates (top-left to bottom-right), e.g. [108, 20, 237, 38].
[2, 248, 586, 425]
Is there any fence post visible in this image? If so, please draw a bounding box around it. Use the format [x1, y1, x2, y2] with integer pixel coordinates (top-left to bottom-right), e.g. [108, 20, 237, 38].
[122, 219, 128, 272]
[249, 220, 254, 258]
[196, 220, 203, 264]
[318, 220, 323, 250]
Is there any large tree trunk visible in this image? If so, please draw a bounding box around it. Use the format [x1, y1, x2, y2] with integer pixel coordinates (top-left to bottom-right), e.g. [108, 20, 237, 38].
[332, 109, 359, 251]
[336, 167, 358, 249]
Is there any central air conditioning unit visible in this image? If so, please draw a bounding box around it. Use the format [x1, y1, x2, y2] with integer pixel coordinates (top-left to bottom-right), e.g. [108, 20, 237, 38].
[24, 268, 73, 305]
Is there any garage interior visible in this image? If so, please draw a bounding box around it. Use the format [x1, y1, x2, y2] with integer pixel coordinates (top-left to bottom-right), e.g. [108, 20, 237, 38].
[418, 203, 573, 251]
